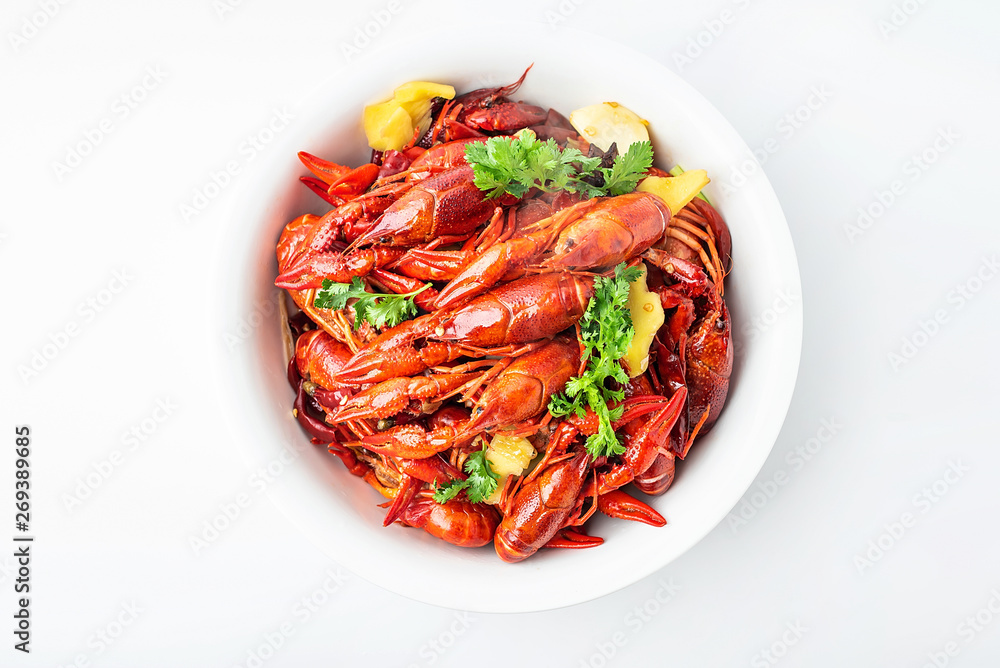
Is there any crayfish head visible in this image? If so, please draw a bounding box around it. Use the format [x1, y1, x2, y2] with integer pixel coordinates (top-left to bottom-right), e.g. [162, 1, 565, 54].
[464, 377, 544, 436]
[276, 213, 319, 275]
[333, 316, 441, 385]
[295, 330, 354, 391]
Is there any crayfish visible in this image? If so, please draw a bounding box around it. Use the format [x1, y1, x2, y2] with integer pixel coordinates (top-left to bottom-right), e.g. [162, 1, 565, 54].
[274, 67, 734, 560]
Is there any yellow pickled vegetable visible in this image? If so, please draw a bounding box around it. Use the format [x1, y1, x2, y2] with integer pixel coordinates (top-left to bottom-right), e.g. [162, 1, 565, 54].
[362, 81, 456, 152]
[362, 102, 413, 152]
[483, 434, 536, 505]
[669, 165, 711, 204]
[622, 265, 665, 378]
[637, 170, 710, 215]
[392, 81, 455, 102]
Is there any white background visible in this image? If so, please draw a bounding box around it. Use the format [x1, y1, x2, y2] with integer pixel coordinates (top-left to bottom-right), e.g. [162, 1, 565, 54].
[3, 0, 999, 666]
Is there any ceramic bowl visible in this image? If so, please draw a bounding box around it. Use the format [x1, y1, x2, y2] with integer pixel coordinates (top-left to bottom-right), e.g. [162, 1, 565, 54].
[215, 25, 802, 613]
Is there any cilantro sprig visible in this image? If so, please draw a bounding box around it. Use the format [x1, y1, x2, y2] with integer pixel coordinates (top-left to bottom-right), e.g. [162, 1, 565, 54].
[584, 140, 656, 197]
[432, 445, 499, 504]
[313, 276, 429, 330]
[548, 263, 643, 459]
[464, 130, 653, 200]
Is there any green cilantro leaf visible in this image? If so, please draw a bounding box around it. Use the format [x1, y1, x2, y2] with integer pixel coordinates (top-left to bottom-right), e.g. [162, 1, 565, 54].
[366, 293, 418, 329]
[464, 129, 644, 201]
[313, 278, 429, 330]
[431, 444, 500, 505]
[548, 263, 643, 459]
[462, 447, 500, 503]
[601, 141, 655, 196]
[312, 276, 359, 310]
[431, 479, 465, 504]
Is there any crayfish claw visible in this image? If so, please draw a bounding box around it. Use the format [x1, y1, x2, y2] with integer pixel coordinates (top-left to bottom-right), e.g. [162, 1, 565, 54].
[597, 489, 666, 527]
[382, 474, 421, 527]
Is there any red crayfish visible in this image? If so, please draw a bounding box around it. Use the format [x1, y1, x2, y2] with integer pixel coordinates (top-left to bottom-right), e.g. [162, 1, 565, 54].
[274, 67, 734, 559]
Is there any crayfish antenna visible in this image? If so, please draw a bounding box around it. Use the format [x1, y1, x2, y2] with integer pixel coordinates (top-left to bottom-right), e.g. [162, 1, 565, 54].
[542, 527, 604, 550]
[498, 63, 533, 98]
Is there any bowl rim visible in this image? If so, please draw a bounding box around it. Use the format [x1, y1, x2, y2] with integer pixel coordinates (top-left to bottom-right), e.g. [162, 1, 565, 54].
[213, 24, 803, 613]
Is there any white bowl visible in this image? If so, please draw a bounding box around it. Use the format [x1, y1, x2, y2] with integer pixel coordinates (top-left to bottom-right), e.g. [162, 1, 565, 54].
[214, 26, 802, 613]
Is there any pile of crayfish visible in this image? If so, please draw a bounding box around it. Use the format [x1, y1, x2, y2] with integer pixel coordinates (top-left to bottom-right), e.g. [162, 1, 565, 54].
[274, 69, 733, 562]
